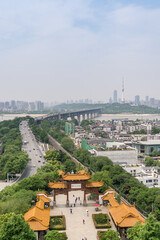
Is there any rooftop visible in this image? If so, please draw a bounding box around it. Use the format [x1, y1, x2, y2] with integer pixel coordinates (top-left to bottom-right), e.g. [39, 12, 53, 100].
[86, 181, 104, 188]
[136, 140, 160, 145]
[101, 192, 119, 207]
[24, 194, 51, 231]
[108, 202, 145, 227]
[62, 170, 91, 181]
[48, 181, 67, 189]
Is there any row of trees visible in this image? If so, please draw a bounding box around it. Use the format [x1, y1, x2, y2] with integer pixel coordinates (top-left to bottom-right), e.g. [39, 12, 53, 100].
[41, 120, 75, 152]
[29, 118, 49, 143]
[0, 118, 30, 179]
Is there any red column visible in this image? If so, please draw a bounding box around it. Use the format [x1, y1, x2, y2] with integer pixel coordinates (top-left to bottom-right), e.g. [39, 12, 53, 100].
[67, 191, 69, 201]
[54, 191, 56, 202]
[84, 191, 86, 201]
[96, 190, 99, 203]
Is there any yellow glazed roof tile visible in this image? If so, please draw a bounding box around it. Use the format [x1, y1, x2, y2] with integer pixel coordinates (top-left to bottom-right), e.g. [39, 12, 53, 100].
[86, 181, 104, 188]
[62, 171, 91, 181]
[48, 181, 67, 189]
[24, 194, 51, 231]
[101, 193, 119, 207]
[108, 202, 145, 227]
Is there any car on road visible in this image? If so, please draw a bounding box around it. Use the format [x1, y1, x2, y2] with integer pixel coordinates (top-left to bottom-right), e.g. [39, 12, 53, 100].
[33, 164, 36, 167]
[38, 160, 41, 162]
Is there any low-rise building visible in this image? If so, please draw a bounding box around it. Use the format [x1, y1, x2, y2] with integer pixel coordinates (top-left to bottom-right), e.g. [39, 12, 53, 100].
[124, 165, 160, 188]
[133, 140, 160, 155]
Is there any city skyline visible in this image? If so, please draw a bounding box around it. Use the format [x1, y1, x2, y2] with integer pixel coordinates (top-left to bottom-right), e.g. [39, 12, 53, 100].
[0, 0, 160, 102]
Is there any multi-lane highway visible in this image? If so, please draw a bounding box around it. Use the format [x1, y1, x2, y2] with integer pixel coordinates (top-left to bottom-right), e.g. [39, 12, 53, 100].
[18, 120, 46, 180]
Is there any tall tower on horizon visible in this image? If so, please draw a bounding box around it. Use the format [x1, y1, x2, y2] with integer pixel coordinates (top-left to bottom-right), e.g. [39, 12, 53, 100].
[121, 78, 125, 103]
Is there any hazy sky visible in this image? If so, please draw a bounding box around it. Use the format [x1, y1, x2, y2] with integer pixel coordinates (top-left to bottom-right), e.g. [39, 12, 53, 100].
[0, 0, 160, 102]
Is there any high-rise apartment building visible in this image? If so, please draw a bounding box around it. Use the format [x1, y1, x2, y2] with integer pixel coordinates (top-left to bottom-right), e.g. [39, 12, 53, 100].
[113, 90, 118, 103]
[135, 95, 140, 105]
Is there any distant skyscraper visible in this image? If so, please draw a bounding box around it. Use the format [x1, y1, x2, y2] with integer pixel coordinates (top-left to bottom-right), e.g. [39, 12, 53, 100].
[145, 96, 149, 103]
[121, 79, 125, 103]
[150, 98, 155, 107]
[109, 97, 112, 104]
[135, 95, 140, 105]
[113, 90, 118, 103]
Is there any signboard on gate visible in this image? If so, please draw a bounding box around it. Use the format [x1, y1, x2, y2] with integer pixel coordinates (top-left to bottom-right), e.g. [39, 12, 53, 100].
[71, 184, 81, 189]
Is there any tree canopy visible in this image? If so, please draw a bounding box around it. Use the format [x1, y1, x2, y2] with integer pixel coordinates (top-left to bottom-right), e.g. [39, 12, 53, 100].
[0, 213, 36, 240]
[127, 214, 160, 240]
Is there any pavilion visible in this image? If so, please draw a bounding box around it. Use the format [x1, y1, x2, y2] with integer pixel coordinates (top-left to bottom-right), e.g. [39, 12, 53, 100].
[101, 189, 145, 239]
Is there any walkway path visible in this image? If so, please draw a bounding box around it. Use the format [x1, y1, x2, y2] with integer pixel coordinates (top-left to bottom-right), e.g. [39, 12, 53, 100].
[50, 191, 116, 240]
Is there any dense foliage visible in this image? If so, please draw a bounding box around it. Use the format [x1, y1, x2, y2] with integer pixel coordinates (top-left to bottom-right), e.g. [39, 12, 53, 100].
[0, 161, 60, 215]
[152, 127, 160, 134]
[29, 118, 49, 143]
[0, 213, 36, 240]
[0, 118, 30, 179]
[145, 156, 160, 167]
[127, 214, 160, 240]
[44, 230, 67, 240]
[41, 120, 75, 152]
[44, 150, 76, 173]
[99, 229, 120, 240]
[94, 213, 108, 224]
[132, 129, 147, 134]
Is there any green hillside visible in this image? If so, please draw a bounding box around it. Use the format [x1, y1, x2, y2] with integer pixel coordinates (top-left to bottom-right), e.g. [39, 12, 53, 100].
[52, 103, 160, 114]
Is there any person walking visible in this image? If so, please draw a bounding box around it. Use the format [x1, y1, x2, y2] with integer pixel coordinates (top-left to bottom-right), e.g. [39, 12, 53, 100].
[70, 208, 72, 214]
[83, 219, 85, 224]
[86, 209, 89, 216]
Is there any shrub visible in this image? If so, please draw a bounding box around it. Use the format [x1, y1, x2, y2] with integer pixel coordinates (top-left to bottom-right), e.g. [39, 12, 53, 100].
[50, 215, 66, 230]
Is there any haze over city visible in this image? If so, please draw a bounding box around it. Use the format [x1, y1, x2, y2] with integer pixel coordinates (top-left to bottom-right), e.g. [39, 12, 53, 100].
[0, 0, 160, 102]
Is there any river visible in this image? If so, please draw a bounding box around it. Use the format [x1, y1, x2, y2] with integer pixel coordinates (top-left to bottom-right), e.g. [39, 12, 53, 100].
[95, 114, 160, 121]
[1, 113, 160, 122]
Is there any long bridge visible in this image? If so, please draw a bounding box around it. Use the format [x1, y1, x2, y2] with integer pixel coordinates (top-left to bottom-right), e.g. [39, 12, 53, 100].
[35, 108, 102, 124]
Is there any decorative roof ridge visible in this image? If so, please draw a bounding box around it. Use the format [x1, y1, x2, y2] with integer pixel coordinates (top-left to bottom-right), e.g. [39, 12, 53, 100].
[29, 216, 49, 228]
[37, 191, 50, 197]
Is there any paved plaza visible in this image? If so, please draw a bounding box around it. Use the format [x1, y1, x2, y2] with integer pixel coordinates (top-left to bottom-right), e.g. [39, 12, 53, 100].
[50, 190, 116, 240]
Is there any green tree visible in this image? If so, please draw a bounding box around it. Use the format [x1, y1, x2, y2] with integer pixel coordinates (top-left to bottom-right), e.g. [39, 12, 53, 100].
[145, 156, 154, 166]
[127, 221, 143, 240]
[61, 137, 75, 153]
[127, 214, 160, 240]
[100, 229, 120, 240]
[0, 213, 36, 240]
[44, 230, 67, 240]
[76, 163, 84, 171]
[91, 170, 112, 189]
[63, 159, 76, 173]
[152, 149, 160, 157]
